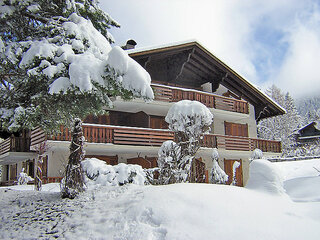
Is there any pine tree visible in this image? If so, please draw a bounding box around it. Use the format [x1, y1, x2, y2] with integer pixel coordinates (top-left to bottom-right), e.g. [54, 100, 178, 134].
[257, 85, 303, 156]
[0, 0, 153, 133]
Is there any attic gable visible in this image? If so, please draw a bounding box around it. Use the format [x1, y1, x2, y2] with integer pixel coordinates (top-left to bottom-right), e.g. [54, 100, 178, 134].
[128, 40, 285, 120]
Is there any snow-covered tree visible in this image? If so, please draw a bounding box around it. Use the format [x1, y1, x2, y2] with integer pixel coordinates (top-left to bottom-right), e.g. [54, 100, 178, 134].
[257, 85, 303, 156]
[61, 118, 85, 199]
[296, 97, 320, 125]
[210, 148, 228, 184]
[165, 100, 213, 182]
[0, 0, 153, 133]
[17, 168, 34, 185]
[157, 140, 181, 184]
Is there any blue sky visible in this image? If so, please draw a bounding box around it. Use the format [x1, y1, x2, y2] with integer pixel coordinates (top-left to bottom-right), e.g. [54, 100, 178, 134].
[100, 0, 320, 99]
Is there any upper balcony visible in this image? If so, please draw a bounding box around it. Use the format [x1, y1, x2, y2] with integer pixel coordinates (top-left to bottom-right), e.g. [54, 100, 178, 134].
[151, 84, 249, 114]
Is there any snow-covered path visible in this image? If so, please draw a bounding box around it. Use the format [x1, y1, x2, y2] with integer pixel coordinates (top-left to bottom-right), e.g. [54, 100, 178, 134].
[1, 183, 320, 240]
[0, 189, 72, 239]
[62, 185, 167, 239]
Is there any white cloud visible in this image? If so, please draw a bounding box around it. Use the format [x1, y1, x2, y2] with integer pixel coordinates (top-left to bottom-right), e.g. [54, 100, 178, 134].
[266, 5, 320, 98]
[101, 0, 320, 98]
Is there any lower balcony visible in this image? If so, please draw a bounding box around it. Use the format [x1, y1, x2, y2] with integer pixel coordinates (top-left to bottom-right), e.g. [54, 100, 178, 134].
[47, 124, 281, 153]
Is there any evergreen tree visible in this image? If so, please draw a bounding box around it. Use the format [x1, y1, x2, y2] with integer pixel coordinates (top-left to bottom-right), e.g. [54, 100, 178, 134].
[0, 0, 153, 133]
[257, 85, 303, 156]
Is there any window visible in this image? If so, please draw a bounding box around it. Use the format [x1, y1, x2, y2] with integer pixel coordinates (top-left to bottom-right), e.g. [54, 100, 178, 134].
[224, 121, 248, 137]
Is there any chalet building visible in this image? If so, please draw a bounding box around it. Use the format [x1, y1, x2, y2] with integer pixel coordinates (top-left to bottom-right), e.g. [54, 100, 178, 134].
[291, 122, 320, 145]
[0, 40, 285, 187]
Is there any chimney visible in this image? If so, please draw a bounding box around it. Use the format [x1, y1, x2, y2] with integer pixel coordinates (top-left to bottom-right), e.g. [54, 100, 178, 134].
[122, 39, 137, 50]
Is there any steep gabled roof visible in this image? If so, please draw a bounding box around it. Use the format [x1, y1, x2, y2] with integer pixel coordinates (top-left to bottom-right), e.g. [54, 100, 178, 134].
[128, 40, 285, 120]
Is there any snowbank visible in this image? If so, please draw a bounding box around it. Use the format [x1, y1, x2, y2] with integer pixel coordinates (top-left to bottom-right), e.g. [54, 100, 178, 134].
[82, 158, 146, 186]
[246, 159, 286, 195]
[274, 159, 320, 202]
[1, 159, 320, 239]
[284, 176, 320, 202]
[275, 159, 320, 181]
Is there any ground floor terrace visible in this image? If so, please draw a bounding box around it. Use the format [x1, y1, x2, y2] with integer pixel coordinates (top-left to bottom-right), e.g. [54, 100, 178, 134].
[0, 124, 281, 187]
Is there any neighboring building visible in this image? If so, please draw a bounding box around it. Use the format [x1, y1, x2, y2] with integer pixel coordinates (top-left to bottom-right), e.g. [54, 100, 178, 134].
[0, 40, 285, 187]
[291, 122, 320, 145]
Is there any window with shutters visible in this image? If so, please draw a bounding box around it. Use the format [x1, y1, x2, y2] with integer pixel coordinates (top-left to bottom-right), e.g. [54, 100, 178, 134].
[224, 121, 248, 137]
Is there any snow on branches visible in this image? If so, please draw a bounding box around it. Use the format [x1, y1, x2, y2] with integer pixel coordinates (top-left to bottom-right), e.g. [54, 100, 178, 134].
[17, 168, 34, 185]
[210, 148, 228, 184]
[0, 0, 153, 132]
[82, 158, 146, 186]
[163, 100, 213, 183]
[157, 140, 181, 184]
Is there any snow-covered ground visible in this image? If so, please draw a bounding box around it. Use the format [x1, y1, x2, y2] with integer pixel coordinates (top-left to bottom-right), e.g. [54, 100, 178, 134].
[1, 159, 320, 240]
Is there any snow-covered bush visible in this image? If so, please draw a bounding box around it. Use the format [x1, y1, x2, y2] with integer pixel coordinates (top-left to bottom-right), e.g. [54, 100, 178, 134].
[210, 148, 228, 184]
[251, 148, 263, 161]
[166, 100, 213, 155]
[17, 168, 34, 185]
[292, 140, 320, 157]
[165, 100, 213, 182]
[157, 140, 181, 184]
[82, 158, 146, 186]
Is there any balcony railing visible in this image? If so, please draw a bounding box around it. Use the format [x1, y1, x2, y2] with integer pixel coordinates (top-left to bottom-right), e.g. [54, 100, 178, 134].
[48, 124, 175, 147]
[0, 125, 282, 156]
[47, 124, 281, 153]
[152, 84, 249, 114]
[0, 136, 31, 155]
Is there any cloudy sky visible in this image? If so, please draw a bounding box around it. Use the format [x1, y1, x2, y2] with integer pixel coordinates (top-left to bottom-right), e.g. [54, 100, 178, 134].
[100, 0, 320, 99]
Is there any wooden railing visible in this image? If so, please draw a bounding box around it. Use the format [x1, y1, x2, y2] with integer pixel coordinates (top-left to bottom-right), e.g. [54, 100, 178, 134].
[0, 136, 31, 155]
[152, 84, 249, 114]
[215, 135, 281, 152]
[42, 177, 63, 184]
[0, 125, 281, 155]
[47, 124, 280, 153]
[49, 124, 175, 147]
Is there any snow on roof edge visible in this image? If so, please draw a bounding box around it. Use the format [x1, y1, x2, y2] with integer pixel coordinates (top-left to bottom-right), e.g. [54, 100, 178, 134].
[127, 40, 286, 115]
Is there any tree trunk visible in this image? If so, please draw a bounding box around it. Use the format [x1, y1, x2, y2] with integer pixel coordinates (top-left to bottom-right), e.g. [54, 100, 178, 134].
[61, 118, 85, 199]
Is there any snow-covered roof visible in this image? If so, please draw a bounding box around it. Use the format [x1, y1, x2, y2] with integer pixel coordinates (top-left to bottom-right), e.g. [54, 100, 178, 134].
[297, 122, 318, 132]
[128, 40, 286, 120]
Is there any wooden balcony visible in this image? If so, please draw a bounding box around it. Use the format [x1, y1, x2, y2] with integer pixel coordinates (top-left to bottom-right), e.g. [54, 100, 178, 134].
[0, 136, 31, 155]
[47, 124, 281, 153]
[152, 84, 249, 114]
[48, 124, 175, 147]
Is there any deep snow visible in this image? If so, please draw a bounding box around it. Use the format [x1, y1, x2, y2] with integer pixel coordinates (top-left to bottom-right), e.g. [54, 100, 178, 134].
[0, 159, 320, 240]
